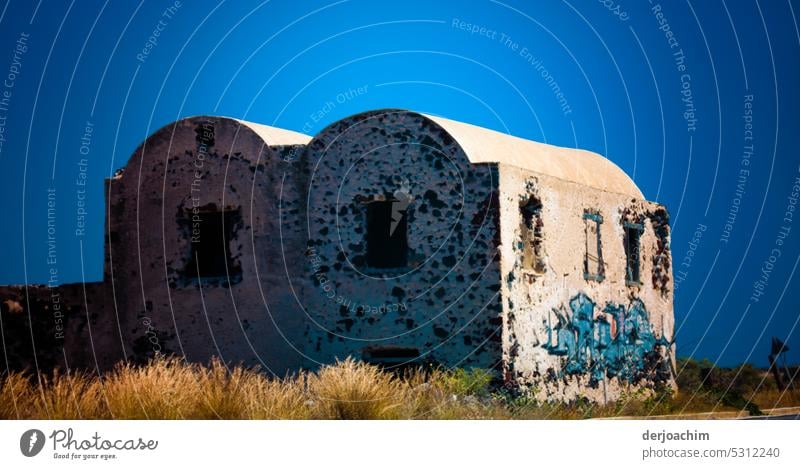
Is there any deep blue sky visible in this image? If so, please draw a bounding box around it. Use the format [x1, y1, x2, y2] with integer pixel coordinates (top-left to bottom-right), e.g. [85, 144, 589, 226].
[0, 0, 798, 367]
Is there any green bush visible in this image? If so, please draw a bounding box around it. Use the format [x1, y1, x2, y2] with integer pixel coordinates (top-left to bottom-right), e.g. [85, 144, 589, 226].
[440, 368, 494, 398]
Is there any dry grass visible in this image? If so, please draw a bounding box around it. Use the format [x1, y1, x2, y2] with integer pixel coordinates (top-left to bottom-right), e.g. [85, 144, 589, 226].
[750, 388, 800, 411]
[1, 357, 798, 420]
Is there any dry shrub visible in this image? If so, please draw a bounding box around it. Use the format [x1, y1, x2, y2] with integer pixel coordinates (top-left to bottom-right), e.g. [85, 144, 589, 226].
[307, 358, 408, 419]
[0, 373, 35, 419]
[198, 360, 311, 419]
[191, 359, 254, 419]
[101, 357, 202, 419]
[398, 368, 451, 418]
[0, 357, 316, 420]
[750, 388, 800, 410]
[32, 371, 105, 419]
[245, 376, 312, 420]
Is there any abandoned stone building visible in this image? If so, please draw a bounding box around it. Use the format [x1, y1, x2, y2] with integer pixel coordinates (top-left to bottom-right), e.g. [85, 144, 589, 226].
[0, 109, 675, 401]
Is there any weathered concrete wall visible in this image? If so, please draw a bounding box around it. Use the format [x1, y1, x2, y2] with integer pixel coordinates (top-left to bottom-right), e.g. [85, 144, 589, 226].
[300, 110, 504, 370]
[497, 165, 675, 402]
[105, 116, 310, 376]
[0, 283, 122, 372]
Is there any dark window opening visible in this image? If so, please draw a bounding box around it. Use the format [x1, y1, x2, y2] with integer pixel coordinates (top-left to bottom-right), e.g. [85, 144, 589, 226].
[650, 208, 671, 296]
[183, 206, 242, 283]
[520, 197, 545, 274]
[365, 198, 409, 269]
[362, 346, 421, 372]
[624, 222, 643, 285]
[584, 211, 604, 281]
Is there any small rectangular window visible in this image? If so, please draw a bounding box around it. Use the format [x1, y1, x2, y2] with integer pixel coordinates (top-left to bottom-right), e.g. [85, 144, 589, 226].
[624, 222, 643, 285]
[184, 207, 242, 282]
[521, 197, 545, 274]
[362, 346, 421, 371]
[365, 198, 408, 268]
[584, 211, 604, 281]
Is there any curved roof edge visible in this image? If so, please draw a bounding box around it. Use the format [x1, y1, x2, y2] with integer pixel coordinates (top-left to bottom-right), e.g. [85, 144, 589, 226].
[113, 116, 312, 178]
[231, 117, 312, 146]
[129, 113, 641, 198]
[420, 112, 643, 199]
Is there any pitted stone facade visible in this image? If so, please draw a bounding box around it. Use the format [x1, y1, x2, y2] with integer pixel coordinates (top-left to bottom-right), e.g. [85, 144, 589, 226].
[0, 109, 675, 401]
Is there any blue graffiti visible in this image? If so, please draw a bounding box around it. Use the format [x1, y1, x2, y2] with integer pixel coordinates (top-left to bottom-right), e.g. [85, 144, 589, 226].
[544, 293, 671, 384]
